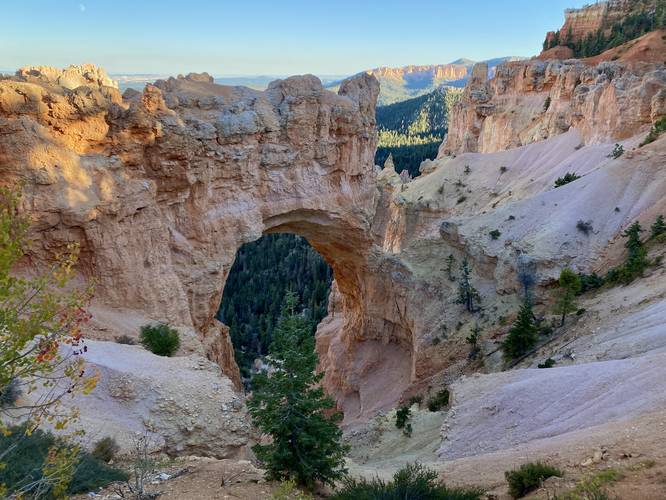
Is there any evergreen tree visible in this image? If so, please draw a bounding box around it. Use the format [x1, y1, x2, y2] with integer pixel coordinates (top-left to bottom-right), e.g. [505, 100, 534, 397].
[554, 268, 581, 327]
[503, 299, 538, 360]
[247, 292, 348, 488]
[650, 215, 666, 239]
[466, 324, 482, 361]
[457, 257, 480, 313]
[446, 254, 456, 282]
[621, 221, 649, 281]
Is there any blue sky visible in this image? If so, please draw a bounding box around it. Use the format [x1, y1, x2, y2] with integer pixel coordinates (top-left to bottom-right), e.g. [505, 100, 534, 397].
[1, 0, 590, 76]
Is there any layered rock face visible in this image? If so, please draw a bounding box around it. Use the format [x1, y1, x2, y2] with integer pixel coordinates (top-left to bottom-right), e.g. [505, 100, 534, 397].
[366, 64, 469, 83]
[0, 64, 413, 438]
[543, 0, 649, 48]
[441, 58, 666, 155]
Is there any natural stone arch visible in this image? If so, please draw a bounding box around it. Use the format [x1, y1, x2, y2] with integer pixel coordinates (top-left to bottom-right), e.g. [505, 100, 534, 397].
[0, 65, 416, 421]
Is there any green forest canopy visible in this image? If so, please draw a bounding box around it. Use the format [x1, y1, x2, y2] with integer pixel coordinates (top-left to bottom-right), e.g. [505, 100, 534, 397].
[375, 86, 461, 178]
[218, 233, 332, 381]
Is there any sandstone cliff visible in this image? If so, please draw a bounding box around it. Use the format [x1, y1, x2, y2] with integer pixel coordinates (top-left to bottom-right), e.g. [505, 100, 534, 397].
[543, 0, 655, 49]
[440, 58, 666, 156]
[0, 64, 385, 447]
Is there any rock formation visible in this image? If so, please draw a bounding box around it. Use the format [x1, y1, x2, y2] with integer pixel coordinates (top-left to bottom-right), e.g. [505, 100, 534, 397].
[366, 64, 469, 84]
[0, 64, 395, 444]
[441, 58, 666, 156]
[543, 0, 653, 49]
[63, 340, 251, 458]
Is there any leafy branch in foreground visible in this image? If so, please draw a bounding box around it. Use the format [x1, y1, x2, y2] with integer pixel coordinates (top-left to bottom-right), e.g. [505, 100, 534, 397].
[0, 186, 98, 497]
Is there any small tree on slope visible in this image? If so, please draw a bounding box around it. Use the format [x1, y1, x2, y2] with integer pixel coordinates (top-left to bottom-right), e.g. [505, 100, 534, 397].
[651, 215, 666, 239]
[503, 299, 538, 360]
[457, 257, 481, 313]
[554, 268, 581, 327]
[247, 292, 348, 488]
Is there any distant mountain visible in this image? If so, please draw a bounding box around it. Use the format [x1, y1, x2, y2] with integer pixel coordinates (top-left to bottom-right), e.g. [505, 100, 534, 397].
[111, 73, 346, 92]
[329, 57, 524, 106]
[375, 86, 463, 178]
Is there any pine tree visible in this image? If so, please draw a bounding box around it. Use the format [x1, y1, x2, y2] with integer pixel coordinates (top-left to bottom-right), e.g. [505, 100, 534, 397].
[554, 268, 581, 327]
[621, 221, 649, 282]
[247, 292, 348, 488]
[503, 299, 538, 360]
[446, 254, 456, 282]
[466, 324, 482, 361]
[457, 257, 480, 313]
[650, 215, 666, 239]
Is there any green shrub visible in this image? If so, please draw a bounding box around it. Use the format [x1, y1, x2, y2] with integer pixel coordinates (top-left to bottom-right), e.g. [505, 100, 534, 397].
[554, 268, 582, 327]
[554, 172, 581, 188]
[578, 272, 605, 294]
[605, 221, 649, 285]
[140, 324, 180, 356]
[466, 325, 481, 361]
[503, 299, 538, 360]
[457, 195, 467, 204]
[115, 334, 136, 345]
[489, 229, 501, 240]
[395, 406, 412, 436]
[272, 479, 314, 500]
[505, 462, 562, 498]
[0, 426, 128, 497]
[640, 116, 666, 146]
[543, 96, 551, 112]
[558, 469, 622, 500]
[92, 436, 120, 463]
[427, 389, 450, 412]
[538, 358, 556, 369]
[610, 143, 624, 159]
[651, 215, 666, 239]
[500, 166, 509, 174]
[331, 463, 484, 500]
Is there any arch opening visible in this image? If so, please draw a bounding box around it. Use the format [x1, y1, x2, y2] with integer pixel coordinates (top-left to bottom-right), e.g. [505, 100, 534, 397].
[214, 211, 416, 425]
[218, 233, 333, 387]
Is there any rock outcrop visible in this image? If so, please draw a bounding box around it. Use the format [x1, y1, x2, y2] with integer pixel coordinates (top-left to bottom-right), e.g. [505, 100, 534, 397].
[59, 340, 251, 458]
[543, 0, 653, 50]
[0, 64, 396, 439]
[441, 58, 666, 155]
[366, 64, 469, 84]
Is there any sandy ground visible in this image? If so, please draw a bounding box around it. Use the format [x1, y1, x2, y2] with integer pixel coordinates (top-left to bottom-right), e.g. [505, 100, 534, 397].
[344, 262, 666, 499]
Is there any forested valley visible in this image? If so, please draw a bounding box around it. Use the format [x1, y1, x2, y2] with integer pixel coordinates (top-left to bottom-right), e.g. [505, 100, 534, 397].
[374, 86, 461, 177]
[218, 233, 332, 381]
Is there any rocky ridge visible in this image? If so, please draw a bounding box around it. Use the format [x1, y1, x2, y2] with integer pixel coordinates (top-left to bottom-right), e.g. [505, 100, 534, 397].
[440, 57, 666, 155]
[543, 0, 652, 49]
